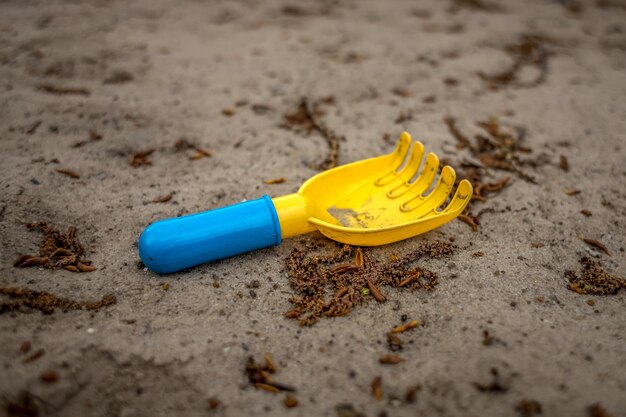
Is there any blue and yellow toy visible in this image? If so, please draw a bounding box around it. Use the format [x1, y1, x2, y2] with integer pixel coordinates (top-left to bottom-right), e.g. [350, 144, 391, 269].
[139, 132, 472, 273]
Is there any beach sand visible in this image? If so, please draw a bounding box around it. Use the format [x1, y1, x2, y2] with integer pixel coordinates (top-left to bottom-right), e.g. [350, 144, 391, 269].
[1, 0, 625, 416]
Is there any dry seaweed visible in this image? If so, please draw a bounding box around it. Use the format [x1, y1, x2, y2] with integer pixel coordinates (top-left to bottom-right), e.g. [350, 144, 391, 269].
[473, 367, 510, 393]
[40, 371, 59, 383]
[22, 349, 45, 364]
[442, 116, 541, 230]
[565, 257, 625, 295]
[285, 240, 453, 326]
[130, 149, 154, 167]
[559, 155, 569, 172]
[444, 116, 472, 150]
[173, 138, 212, 161]
[150, 192, 174, 203]
[581, 238, 610, 255]
[588, 403, 615, 417]
[283, 395, 298, 408]
[26, 121, 42, 135]
[0, 287, 116, 315]
[5, 392, 39, 417]
[444, 116, 535, 183]
[478, 34, 550, 90]
[37, 84, 90, 96]
[515, 399, 543, 417]
[103, 70, 133, 84]
[392, 320, 420, 333]
[13, 222, 95, 272]
[264, 177, 286, 185]
[281, 97, 343, 170]
[55, 168, 80, 179]
[448, 0, 503, 13]
[245, 354, 296, 393]
[72, 129, 102, 148]
[379, 355, 404, 365]
[371, 376, 383, 400]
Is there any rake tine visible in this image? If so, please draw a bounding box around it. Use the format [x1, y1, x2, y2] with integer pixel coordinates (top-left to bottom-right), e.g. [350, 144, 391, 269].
[401, 166, 456, 213]
[375, 133, 412, 186]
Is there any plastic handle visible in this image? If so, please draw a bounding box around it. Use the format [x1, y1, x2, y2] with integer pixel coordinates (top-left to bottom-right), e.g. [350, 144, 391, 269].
[139, 195, 282, 274]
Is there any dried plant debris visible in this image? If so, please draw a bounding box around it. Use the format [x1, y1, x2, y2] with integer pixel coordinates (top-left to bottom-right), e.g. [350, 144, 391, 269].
[188, 148, 212, 161]
[5, 391, 39, 417]
[103, 70, 133, 84]
[559, 155, 569, 172]
[371, 376, 383, 400]
[335, 404, 366, 417]
[565, 189, 581, 196]
[448, 0, 504, 13]
[37, 84, 90, 96]
[515, 399, 543, 417]
[559, 0, 583, 14]
[588, 403, 615, 417]
[443, 116, 544, 230]
[392, 320, 421, 333]
[283, 394, 298, 408]
[150, 192, 174, 203]
[479, 34, 551, 90]
[379, 355, 404, 365]
[565, 257, 625, 295]
[285, 240, 454, 326]
[26, 120, 42, 135]
[596, 0, 626, 10]
[173, 138, 212, 161]
[40, 370, 59, 383]
[130, 149, 155, 167]
[581, 237, 610, 255]
[14, 222, 96, 272]
[473, 367, 510, 393]
[23, 349, 45, 364]
[207, 397, 221, 410]
[445, 117, 537, 183]
[281, 97, 343, 170]
[72, 129, 102, 148]
[55, 168, 80, 179]
[0, 287, 116, 315]
[245, 354, 296, 393]
[264, 177, 286, 185]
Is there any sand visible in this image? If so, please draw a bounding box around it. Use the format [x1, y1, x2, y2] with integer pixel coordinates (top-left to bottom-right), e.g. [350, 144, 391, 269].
[1, 0, 625, 416]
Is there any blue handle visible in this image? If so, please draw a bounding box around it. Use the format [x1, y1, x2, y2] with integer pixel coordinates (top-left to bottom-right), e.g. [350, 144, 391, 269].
[139, 195, 282, 274]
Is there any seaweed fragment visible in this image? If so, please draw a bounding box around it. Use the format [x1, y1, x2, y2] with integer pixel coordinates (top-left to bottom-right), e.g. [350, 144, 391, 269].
[0, 287, 116, 315]
[478, 34, 550, 90]
[282, 97, 343, 170]
[285, 241, 453, 326]
[13, 222, 95, 272]
[565, 257, 625, 295]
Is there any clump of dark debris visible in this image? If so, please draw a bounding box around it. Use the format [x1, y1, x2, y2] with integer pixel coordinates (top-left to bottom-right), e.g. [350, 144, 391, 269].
[479, 34, 551, 90]
[448, 0, 504, 13]
[515, 399, 543, 417]
[13, 222, 96, 272]
[565, 257, 625, 295]
[473, 367, 510, 393]
[5, 391, 39, 417]
[0, 286, 116, 315]
[281, 96, 343, 171]
[245, 353, 298, 407]
[285, 240, 454, 326]
[588, 403, 616, 417]
[442, 115, 549, 231]
[444, 116, 538, 184]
